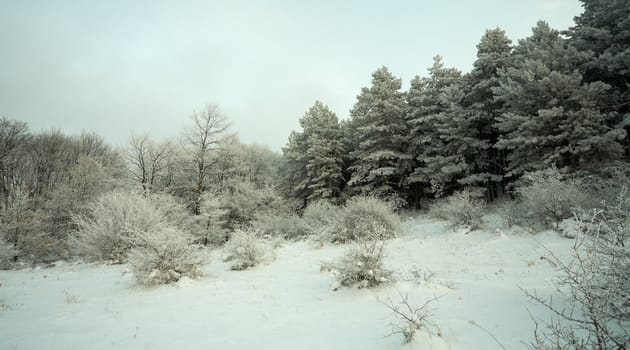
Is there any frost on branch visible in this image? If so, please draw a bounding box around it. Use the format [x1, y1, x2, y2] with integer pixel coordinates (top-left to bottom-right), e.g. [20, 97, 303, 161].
[225, 229, 268, 271]
[71, 191, 164, 263]
[525, 188, 629, 349]
[253, 213, 311, 241]
[331, 196, 400, 243]
[429, 188, 485, 230]
[514, 168, 593, 229]
[128, 226, 206, 286]
[379, 290, 440, 343]
[334, 223, 392, 289]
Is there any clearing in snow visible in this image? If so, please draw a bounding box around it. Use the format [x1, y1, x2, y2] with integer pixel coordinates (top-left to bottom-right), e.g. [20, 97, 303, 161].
[0, 217, 573, 350]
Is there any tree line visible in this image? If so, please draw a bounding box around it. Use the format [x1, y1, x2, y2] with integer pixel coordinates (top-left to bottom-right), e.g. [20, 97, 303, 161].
[0, 107, 284, 262]
[1, 0, 628, 263]
[281, 0, 630, 208]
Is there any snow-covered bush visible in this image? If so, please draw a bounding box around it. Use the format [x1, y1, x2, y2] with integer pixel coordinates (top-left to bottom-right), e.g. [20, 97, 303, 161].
[331, 196, 399, 243]
[253, 214, 311, 240]
[0, 190, 66, 264]
[335, 226, 392, 288]
[526, 188, 629, 349]
[0, 238, 16, 269]
[198, 194, 230, 246]
[201, 181, 287, 233]
[429, 188, 485, 230]
[19, 231, 69, 263]
[224, 181, 287, 228]
[45, 156, 114, 237]
[495, 197, 546, 232]
[557, 217, 581, 238]
[515, 168, 593, 229]
[71, 191, 164, 263]
[302, 200, 339, 227]
[225, 229, 267, 270]
[148, 192, 196, 231]
[301, 200, 341, 243]
[127, 226, 206, 286]
[573, 160, 630, 204]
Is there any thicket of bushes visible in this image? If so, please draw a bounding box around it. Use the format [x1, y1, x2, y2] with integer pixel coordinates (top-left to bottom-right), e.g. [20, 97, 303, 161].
[429, 188, 486, 230]
[526, 187, 630, 349]
[69, 191, 208, 285]
[513, 168, 594, 229]
[71, 191, 165, 263]
[0, 237, 16, 269]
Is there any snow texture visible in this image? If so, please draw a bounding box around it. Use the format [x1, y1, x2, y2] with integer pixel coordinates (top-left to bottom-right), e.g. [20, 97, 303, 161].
[0, 217, 573, 349]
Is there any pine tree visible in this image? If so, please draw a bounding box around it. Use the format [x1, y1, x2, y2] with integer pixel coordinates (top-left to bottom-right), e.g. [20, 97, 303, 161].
[462, 28, 513, 200]
[567, 0, 630, 96]
[430, 82, 483, 197]
[494, 21, 625, 177]
[406, 56, 463, 199]
[346, 66, 409, 207]
[281, 130, 309, 205]
[301, 102, 344, 203]
[566, 0, 630, 157]
[282, 101, 344, 207]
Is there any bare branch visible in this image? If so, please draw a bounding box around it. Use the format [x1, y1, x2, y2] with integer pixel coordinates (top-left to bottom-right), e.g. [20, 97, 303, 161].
[377, 288, 442, 343]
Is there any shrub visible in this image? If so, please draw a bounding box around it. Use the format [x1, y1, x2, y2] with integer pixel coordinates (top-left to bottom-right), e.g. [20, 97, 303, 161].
[335, 226, 392, 288]
[331, 197, 399, 243]
[19, 232, 69, 263]
[127, 226, 206, 286]
[301, 200, 341, 243]
[0, 238, 16, 269]
[0, 190, 66, 264]
[515, 168, 593, 229]
[525, 188, 629, 349]
[573, 160, 630, 204]
[429, 188, 485, 230]
[495, 198, 520, 229]
[148, 192, 195, 231]
[225, 181, 287, 227]
[253, 214, 311, 240]
[379, 290, 439, 343]
[71, 191, 164, 263]
[198, 195, 230, 246]
[302, 200, 339, 228]
[225, 229, 267, 270]
[148, 192, 218, 246]
[201, 180, 287, 233]
[45, 156, 113, 237]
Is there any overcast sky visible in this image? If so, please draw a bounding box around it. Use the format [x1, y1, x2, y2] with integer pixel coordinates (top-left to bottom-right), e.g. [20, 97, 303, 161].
[1, 0, 583, 152]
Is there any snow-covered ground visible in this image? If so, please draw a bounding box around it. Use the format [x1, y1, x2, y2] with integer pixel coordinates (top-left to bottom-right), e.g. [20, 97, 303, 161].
[0, 216, 573, 350]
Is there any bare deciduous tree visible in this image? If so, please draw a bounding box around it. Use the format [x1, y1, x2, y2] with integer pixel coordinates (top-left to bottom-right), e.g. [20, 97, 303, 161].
[186, 104, 230, 214]
[128, 134, 173, 191]
[0, 118, 30, 209]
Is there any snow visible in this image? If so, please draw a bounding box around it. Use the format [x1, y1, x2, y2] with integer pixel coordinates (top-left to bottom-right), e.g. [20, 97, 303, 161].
[0, 216, 574, 350]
